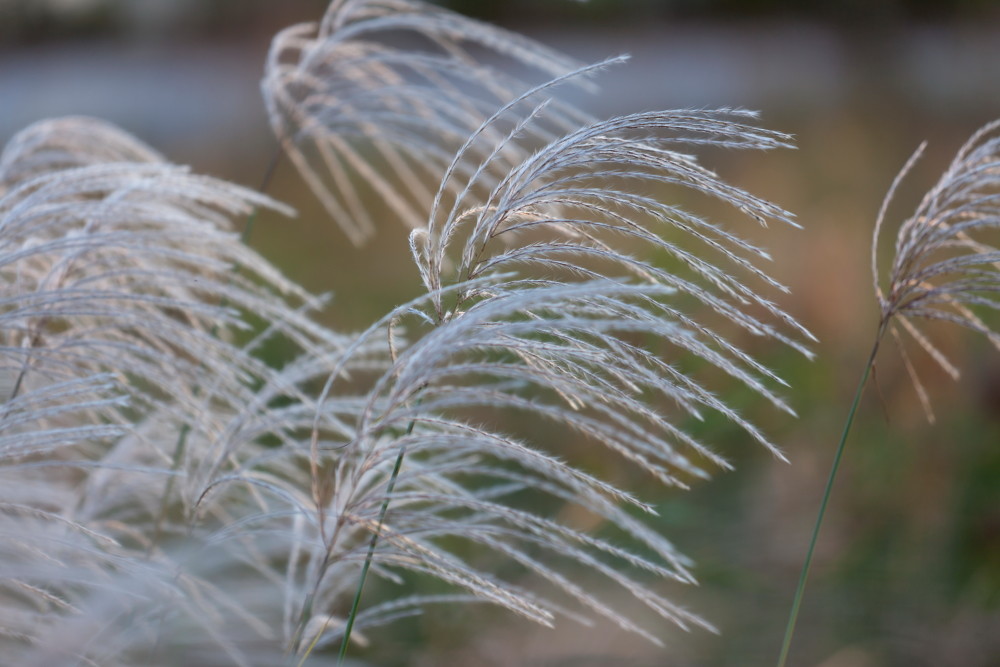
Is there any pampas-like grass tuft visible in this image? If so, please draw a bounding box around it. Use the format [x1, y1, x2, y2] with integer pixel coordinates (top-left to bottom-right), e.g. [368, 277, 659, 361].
[777, 120, 1000, 667]
[872, 120, 1000, 419]
[11, 1, 998, 665]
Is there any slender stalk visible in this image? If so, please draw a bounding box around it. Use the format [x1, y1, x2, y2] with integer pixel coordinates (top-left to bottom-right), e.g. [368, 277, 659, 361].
[296, 408, 418, 664]
[243, 147, 283, 244]
[776, 322, 886, 667]
[312, 338, 422, 664]
[330, 443, 409, 666]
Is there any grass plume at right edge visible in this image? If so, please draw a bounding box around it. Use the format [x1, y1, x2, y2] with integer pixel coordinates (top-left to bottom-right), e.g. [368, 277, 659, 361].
[778, 119, 1000, 667]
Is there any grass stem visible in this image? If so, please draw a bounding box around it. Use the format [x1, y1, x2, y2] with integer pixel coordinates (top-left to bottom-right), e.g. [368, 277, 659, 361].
[776, 323, 886, 667]
[243, 147, 283, 244]
[329, 443, 409, 666]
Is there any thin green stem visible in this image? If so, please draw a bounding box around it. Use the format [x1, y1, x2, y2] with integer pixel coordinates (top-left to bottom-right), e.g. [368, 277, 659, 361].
[243, 147, 283, 244]
[298, 326, 419, 665]
[776, 322, 887, 667]
[326, 443, 409, 667]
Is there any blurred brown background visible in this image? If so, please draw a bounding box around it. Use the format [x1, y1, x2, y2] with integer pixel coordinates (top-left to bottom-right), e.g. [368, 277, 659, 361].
[2, 1, 999, 665]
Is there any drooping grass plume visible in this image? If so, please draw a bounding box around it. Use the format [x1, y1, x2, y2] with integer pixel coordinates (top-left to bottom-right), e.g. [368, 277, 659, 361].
[262, 0, 596, 244]
[259, 6, 812, 654]
[873, 119, 1000, 416]
[777, 118, 1000, 667]
[289, 77, 811, 663]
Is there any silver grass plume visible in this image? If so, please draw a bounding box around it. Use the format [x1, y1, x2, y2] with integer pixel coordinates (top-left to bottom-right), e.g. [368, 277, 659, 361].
[276, 10, 812, 650]
[262, 0, 595, 244]
[775, 118, 1000, 667]
[873, 119, 1000, 419]
[0, 118, 351, 664]
[0, 116, 164, 190]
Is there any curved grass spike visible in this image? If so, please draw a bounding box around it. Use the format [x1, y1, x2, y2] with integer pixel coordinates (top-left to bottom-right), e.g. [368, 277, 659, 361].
[263, 8, 810, 653]
[778, 118, 1000, 666]
[262, 0, 596, 245]
[289, 5, 813, 658]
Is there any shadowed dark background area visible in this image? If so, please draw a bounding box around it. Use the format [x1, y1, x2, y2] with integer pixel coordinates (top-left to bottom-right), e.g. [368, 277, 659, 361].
[2, 1, 998, 665]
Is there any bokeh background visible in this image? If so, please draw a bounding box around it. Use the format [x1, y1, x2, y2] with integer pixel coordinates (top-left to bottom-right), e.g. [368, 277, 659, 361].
[2, 1, 999, 665]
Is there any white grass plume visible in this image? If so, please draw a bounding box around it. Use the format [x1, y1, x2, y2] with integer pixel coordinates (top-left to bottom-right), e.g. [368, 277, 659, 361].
[262, 0, 597, 244]
[776, 117, 1000, 667]
[287, 82, 811, 655]
[0, 116, 164, 191]
[0, 118, 348, 664]
[873, 119, 1000, 419]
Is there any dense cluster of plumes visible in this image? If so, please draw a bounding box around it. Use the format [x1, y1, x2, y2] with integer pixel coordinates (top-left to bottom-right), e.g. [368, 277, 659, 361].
[7, 0, 995, 665]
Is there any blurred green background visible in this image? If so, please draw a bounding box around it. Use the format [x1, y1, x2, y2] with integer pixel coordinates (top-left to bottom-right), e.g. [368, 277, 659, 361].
[2, 1, 999, 665]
